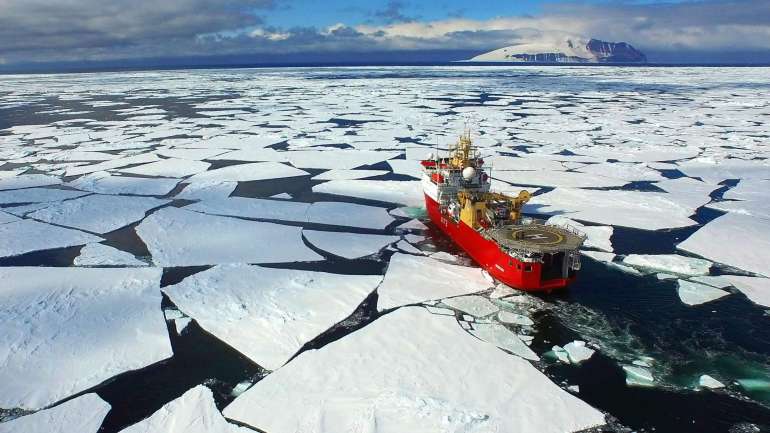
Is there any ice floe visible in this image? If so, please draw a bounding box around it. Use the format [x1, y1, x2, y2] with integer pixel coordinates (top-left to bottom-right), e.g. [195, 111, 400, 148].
[622, 254, 712, 276]
[119, 385, 250, 433]
[0, 187, 89, 205]
[28, 194, 169, 234]
[678, 212, 770, 277]
[529, 188, 702, 230]
[74, 243, 146, 267]
[175, 180, 236, 200]
[119, 158, 211, 178]
[306, 201, 395, 229]
[136, 207, 322, 266]
[0, 393, 110, 433]
[0, 174, 61, 191]
[286, 149, 401, 169]
[0, 267, 170, 409]
[188, 162, 309, 183]
[494, 170, 628, 188]
[721, 275, 770, 308]
[623, 365, 655, 387]
[0, 219, 102, 258]
[311, 169, 388, 180]
[223, 307, 605, 433]
[302, 230, 399, 259]
[677, 280, 730, 306]
[442, 295, 499, 317]
[469, 322, 539, 361]
[377, 253, 492, 311]
[699, 375, 725, 389]
[163, 264, 382, 369]
[69, 171, 179, 196]
[563, 341, 595, 364]
[498, 310, 534, 326]
[313, 180, 423, 207]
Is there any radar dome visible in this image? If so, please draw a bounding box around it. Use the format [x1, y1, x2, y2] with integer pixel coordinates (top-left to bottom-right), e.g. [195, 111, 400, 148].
[462, 166, 476, 180]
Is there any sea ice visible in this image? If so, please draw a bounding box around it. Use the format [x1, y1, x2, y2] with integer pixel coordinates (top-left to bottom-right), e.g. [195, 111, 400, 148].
[119, 158, 211, 178]
[677, 280, 730, 306]
[494, 170, 628, 188]
[0, 174, 61, 191]
[581, 250, 616, 263]
[0, 393, 110, 433]
[550, 346, 571, 363]
[302, 230, 399, 259]
[622, 254, 712, 276]
[174, 317, 192, 334]
[163, 264, 382, 369]
[0, 219, 102, 258]
[74, 243, 146, 266]
[0, 267, 170, 409]
[119, 385, 250, 433]
[678, 212, 770, 277]
[529, 188, 701, 230]
[188, 162, 309, 183]
[0, 210, 20, 224]
[65, 153, 160, 177]
[306, 201, 395, 229]
[469, 322, 540, 361]
[442, 295, 499, 317]
[175, 181, 236, 200]
[575, 162, 665, 182]
[563, 341, 595, 364]
[0, 187, 88, 205]
[395, 239, 423, 254]
[313, 179, 423, 207]
[136, 207, 322, 266]
[311, 169, 388, 180]
[69, 171, 179, 196]
[286, 149, 401, 169]
[498, 310, 534, 326]
[721, 275, 770, 308]
[28, 194, 169, 234]
[377, 253, 492, 311]
[223, 307, 605, 433]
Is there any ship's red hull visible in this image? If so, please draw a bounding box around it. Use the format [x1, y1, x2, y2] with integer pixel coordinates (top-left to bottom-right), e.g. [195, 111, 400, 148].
[424, 194, 574, 292]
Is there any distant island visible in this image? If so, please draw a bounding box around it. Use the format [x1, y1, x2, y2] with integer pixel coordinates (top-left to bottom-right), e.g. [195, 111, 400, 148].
[469, 37, 647, 63]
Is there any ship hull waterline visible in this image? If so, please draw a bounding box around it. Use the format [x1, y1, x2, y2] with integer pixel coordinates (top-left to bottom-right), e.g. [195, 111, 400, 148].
[424, 193, 575, 292]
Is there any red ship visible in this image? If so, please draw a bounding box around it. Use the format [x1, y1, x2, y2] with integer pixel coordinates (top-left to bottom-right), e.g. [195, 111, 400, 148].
[421, 132, 585, 292]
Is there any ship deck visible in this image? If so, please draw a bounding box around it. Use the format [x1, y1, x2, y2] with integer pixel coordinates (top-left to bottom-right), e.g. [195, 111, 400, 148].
[483, 224, 585, 254]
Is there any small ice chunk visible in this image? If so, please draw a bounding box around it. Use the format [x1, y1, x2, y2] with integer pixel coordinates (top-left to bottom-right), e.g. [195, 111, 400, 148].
[119, 385, 251, 433]
[28, 194, 169, 234]
[74, 243, 146, 266]
[231, 381, 252, 397]
[174, 317, 192, 335]
[397, 218, 429, 231]
[677, 280, 730, 306]
[498, 311, 534, 326]
[623, 365, 655, 387]
[699, 375, 725, 389]
[302, 230, 399, 259]
[377, 253, 492, 311]
[164, 309, 184, 321]
[395, 239, 423, 254]
[0, 393, 110, 433]
[567, 385, 580, 393]
[0, 219, 101, 258]
[0, 267, 170, 409]
[470, 322, 539, 361]
[550, 345, 571, 363]
[136, 207, 322, 267]
[442, 295, 499, 317]
[622, 254, 712, 276]
[270, 192, 292, 199]
[163, 264, 382, 370]
[563, 341, 595, 364]
[223, 308, 605, 433]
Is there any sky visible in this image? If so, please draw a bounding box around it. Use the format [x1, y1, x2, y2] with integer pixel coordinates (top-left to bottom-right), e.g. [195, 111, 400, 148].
[1, 0, 770, 69]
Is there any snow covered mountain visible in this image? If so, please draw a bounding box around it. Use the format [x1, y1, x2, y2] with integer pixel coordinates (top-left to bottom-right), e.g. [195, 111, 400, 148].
[470, 37, 647, 63]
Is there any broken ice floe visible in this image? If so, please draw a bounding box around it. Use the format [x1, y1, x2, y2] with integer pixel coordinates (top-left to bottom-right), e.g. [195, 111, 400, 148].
[119, 158, 211, 178]
[74, 243, 146, 267]
[469, 322, 539, 361]
[313, 180, 423, 207]
[119, 385, 250, 433]
[0, 267, 170, 409]
[188, 162, 309, 183]
[163, 264, 382, 370]
[699, 375, 725, 389]
[136, 207, 322, 266]
[0, 187, 88, 205]
[223, 307, 605, 433]
[286, 149, 401, 170]
[28, 194, 169, 234]
[678, 212, 770, 277]
[621, 254, 712, 276]
[0, 393, 110, 433]
[0, 219, 102, 258]
[442, 295, 499, 317]
[175, 180, 237, 200]
[0, 174, 61, 191]
[498, 310, 534, 326]
[563, 341, 595, 364]
[377, 253, 492, 311]
[623, 365, 655, 387]
[311, 169, 388, 181]
[302, 230, 399, 259]
[677, 280, 730, 306]
[69, 171, 179, 196]
[721, 275, 770, 308]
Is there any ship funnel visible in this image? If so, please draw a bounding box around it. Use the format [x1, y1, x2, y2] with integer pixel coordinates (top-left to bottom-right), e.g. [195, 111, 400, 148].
[462, 166, 476, 180]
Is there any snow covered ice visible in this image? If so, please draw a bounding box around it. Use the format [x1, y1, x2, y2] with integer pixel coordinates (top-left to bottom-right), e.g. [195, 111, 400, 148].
[302, 230, 399, 259]
[162, 264, 382, 370]
[622, 254, 712, 276]
[0, 219, 102, 258]
[223, 307, 605, 433]
[0, 393, 110, 433]
[0, 267, 171, 409]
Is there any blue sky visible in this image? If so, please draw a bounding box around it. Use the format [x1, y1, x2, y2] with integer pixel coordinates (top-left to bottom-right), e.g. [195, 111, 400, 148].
[1, 0, 769, 68]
